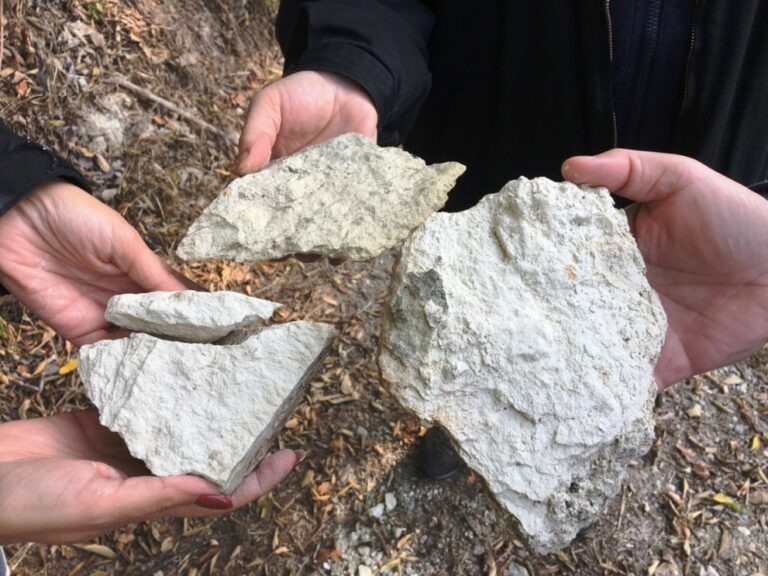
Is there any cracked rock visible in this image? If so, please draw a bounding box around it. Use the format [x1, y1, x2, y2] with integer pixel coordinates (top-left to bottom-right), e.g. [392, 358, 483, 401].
[79, 321, 335, 493]
[379, 177, 667, 552]
[105, 290, 280, 343]
[177, 133, 466, 262]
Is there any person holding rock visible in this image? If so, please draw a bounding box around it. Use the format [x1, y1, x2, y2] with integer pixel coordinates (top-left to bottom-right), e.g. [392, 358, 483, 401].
[236, 0, 768, 478]
[0, 122, 301, 547]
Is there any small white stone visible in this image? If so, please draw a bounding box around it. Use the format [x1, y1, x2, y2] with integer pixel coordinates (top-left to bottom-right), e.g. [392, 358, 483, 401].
[358, 566, 373, 576]
[368, 504, 385, 519]
[177, 133, 465, 262]
[105, 290, 280, 343]
[385, 492, 397, 511]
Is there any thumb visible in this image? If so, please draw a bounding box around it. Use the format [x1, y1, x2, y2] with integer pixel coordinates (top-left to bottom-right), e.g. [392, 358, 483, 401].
[237, 88, 281, 175]
[561, 149, 705, 204]
[150, 449, 302, 518]
[228, 449, 301, 507]
[116, 224, 200, 292]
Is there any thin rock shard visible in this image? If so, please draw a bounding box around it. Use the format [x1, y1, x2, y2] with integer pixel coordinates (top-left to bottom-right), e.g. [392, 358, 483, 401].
[176, 133, 466, 262]
[79, 321, 335, 493]
[105, 290, 281, 343]
[379, 177, 667, 553]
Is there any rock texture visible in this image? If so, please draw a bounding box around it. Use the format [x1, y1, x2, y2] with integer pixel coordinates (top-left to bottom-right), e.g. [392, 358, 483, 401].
[79, 322, 335, 493]
[176, 133, 466, 262]
[105, 290, 280, 343]
[379, 177, 667, 553]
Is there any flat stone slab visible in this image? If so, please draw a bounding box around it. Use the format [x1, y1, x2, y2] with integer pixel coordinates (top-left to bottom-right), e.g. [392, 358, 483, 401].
[379, 177, 667, 552]
[176, 133, 466, 262]
[105, 290, 281, 343]
[79, 321, 335, 493]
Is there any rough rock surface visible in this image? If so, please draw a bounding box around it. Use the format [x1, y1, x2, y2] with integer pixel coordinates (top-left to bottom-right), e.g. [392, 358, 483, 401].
[379, 177, 667, 553]
[105, 290, 281, 342]
[176, 133, 466, 262]
[79, 322, 335, 493]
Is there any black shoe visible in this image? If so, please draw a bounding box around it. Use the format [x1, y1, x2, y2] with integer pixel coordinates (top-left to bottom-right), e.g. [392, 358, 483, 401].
[418, 426, 464, 480]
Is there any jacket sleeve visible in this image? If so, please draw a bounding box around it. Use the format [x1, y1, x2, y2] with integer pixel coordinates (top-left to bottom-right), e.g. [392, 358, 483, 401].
[276, 0, 435, 145]
[0, 121, 91, 295]
[0, 122, 91, 217]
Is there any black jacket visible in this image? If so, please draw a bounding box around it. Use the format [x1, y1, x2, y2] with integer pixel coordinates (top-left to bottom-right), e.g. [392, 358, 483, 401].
[0, 123, 90, 294]
[276, 1, 768, 211]
[0, 122, 90, 217]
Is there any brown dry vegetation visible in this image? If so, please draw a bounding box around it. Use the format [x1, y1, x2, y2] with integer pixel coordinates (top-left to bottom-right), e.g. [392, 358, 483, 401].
[1, 2, 767, 575]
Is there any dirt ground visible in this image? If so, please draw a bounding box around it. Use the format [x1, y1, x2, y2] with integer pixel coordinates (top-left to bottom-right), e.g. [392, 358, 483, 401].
[1, 2, 766, 575]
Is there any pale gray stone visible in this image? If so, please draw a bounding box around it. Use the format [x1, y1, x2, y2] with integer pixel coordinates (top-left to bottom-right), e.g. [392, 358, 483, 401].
[79, 322, 335, 493]
[379, 177, 667, 553]
[176, 133, 466, 262]
[105, 290, 280, 343]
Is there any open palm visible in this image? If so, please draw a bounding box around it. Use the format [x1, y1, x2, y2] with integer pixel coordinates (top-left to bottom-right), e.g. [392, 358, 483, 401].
[0, 180, 195, 345]
[0, 409, 298, 544]
[564, 150, 768, 388]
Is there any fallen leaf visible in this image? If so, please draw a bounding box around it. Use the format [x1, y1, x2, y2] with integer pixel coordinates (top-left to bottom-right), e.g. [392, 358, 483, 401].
[712, 493, 743, 513]
[751, 435, 763, 451]
[32, 359, 48, 377]
[686, 404, 702, 418]
[59, 358, 79, 375]
[15, 79, 30, 97]
[74, 544, 116, 559]
[95, 154, 111, 173]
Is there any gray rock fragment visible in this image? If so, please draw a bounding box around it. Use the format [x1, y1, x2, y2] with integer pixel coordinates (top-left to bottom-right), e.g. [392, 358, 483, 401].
[379, 177, 667, 552]
[177, 133, 466, 262]
[105, 290, 280, 343]
[79, 321, 335, 493]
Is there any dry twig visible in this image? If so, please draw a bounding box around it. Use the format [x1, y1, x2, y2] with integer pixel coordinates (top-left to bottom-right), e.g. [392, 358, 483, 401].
[110, 73, 237, 146]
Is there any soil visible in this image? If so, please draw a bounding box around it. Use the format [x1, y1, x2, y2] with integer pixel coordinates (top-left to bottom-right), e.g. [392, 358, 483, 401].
[1, 2, 766, 575]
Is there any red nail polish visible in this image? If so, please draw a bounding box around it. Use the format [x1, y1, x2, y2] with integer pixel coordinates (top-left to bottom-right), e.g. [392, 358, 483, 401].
[195, 494, 233, 510]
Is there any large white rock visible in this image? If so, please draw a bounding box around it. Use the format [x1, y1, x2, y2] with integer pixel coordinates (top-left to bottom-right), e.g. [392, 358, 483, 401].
[79, 322, 335, 493]
[379, 177, 667, 552]
[105, 290, 281, 343]
[176, 133, 466, 262]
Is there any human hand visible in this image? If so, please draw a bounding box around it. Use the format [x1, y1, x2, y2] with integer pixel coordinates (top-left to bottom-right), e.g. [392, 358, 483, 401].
[236, 71, 378, 174]
[0, 409, 301, 544]
[562, 149, 768, 389]
[0, 179, 197, 345]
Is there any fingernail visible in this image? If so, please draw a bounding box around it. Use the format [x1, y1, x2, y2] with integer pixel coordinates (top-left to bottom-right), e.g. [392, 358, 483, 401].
[195, 494, 234, 510]
[294, 449, 306, 463]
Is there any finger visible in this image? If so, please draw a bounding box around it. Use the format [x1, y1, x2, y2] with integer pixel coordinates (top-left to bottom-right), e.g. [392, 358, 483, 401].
[115, 226, 192, 293]
[161, 449, 302, 518]
[98, 474, 220, 524]
[228, 449, 301, 507]
[237, 89, 281, 174]
[561, 149, 706, 204]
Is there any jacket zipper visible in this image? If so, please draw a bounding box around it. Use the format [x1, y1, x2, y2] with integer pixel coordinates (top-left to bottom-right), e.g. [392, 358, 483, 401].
[679, 0, 702, 114]
[603, 0, 618, 149]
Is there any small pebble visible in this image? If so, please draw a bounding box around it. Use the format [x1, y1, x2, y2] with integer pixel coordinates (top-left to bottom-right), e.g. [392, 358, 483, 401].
[385, 492, 397, 511]
[358, 566, 373, 576]
[369, 503, 385, 519]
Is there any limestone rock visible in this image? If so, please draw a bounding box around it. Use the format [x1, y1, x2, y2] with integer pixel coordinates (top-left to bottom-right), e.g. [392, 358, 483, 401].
[79, 322, 335, 493]
[176, 133, 466, 262]
[379, 177, 667, 552]
[105, 290, 280, 343]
